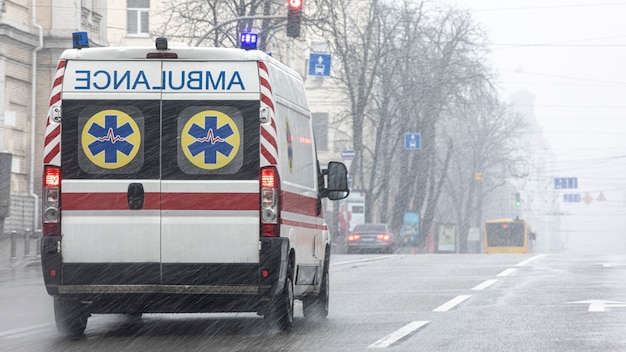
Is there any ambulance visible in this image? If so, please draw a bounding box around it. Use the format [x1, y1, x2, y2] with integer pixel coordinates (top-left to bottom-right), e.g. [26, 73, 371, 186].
[40, 33, 349, 335]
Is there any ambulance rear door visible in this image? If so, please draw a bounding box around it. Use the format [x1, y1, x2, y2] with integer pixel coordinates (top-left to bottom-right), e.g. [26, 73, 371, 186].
[59, 60, 162, 286]
[159, 60, 262, 289]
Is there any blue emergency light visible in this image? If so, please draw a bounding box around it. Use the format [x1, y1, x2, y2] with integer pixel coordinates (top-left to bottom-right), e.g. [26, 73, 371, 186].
[240, 32, 258, 50]
[72, 32, 89, 49]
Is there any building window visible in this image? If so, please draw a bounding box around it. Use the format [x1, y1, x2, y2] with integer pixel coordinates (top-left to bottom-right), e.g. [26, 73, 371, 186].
[127, 0, 150, 36]
[312, 112, 329, 151]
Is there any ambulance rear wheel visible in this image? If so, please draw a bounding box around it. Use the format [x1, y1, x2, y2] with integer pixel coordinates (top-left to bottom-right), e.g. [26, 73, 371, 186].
[54, 298, 89, 336]
[270, 270, 294, 331]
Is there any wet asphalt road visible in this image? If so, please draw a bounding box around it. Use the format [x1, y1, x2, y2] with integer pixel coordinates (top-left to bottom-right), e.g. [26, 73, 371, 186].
[1, 234, 625, 351]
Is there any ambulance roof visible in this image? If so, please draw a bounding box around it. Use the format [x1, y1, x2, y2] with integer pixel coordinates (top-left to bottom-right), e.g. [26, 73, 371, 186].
[59, 46, 289, 70]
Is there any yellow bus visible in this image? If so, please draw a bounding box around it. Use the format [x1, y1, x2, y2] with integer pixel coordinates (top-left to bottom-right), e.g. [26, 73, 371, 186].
[484, 218, 528, 254]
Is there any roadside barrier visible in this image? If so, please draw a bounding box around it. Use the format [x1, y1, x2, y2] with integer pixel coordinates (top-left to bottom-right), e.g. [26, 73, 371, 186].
[9, 229, 41, 261]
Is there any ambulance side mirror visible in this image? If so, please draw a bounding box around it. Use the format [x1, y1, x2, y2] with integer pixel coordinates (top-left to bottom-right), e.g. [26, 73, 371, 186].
[322, 161, 349, 200]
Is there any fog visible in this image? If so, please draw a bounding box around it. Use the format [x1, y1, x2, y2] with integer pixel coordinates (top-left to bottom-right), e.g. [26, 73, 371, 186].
[446, 0, 626, 252]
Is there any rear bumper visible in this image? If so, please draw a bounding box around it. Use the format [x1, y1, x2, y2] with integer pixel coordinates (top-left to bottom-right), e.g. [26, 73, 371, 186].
[51, 292, 268, 314]
[41, 236, 290, 314]
[58, 284, 260, 295]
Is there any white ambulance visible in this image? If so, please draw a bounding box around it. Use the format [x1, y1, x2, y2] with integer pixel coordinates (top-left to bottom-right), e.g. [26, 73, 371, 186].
[41, 34, 349, 335]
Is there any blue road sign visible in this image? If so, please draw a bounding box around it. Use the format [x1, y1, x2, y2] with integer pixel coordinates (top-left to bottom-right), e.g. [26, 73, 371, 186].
[341, 149, 355, 159]
[404, 133, 421, 150]
[555, 177, 578, 190]
[563, 194, 581, 202]
[308, 53, 332, 77]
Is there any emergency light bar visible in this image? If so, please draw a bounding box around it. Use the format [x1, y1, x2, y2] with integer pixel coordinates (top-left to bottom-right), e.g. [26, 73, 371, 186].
[240, 32, 258, 50]
[72, 32, 89, 49]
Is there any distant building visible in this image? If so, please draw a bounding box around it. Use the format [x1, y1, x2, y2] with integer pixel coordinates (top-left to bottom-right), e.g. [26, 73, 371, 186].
[507, 90, 562, 252]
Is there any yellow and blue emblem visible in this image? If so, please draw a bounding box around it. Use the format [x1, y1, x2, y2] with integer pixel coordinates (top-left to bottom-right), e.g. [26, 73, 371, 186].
[181, 110, 240, 170]
[81, 109, 141, 169]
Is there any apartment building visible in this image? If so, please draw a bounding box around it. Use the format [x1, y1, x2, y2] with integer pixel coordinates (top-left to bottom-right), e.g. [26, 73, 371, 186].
[0, 0, 106, 234]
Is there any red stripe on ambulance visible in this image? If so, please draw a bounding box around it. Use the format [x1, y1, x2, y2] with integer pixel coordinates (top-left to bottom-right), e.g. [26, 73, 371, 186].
[282, 218, 327, 230]
[62, 193, 159, 210]
[161, 193, 258, 210]
[61, 192, 258, 211]
[281, 192, 321, 218]
[43, 60, 66, 166]
[44, 124, 60, 145]
[258, 61, 278, 167]
[43, 143, 60, 165]
[260, 127, 278, 164]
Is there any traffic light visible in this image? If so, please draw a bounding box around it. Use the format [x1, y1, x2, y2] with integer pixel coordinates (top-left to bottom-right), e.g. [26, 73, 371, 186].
[515, 192, 521, 207]
[287, 0, 302, 38]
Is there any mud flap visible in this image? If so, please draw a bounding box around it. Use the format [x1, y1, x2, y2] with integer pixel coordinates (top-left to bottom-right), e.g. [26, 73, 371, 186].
[258, 237, 289, 315]
[41, 236, 61, 295]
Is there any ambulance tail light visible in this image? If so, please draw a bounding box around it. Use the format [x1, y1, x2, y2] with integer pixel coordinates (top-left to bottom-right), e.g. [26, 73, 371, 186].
[260, 166, 280, 237]
[43, 166, 61, 237]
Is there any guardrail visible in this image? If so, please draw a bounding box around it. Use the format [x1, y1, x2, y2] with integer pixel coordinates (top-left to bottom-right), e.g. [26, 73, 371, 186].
[8, 229, 41, 261]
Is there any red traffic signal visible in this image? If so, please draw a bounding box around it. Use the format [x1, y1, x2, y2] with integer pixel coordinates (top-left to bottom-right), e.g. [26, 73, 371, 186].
[288, 0, 302, 10]
[287, 0, 302, 38]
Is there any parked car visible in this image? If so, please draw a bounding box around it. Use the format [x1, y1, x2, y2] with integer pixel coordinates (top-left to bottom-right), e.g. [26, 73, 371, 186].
[347, 223, 396, 254]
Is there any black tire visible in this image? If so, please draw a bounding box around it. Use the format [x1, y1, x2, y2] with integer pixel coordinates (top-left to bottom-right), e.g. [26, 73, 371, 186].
[271, 274, 294, 331]
[303, 261, 329, 320]
[54, 298, 89, 336]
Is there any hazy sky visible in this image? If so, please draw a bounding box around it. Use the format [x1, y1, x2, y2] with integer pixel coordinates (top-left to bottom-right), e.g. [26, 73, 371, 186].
[443, 0, 626, 243]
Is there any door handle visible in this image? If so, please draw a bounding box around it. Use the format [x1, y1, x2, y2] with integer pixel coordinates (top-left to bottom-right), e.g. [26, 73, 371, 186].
[127, 183, 144, 210]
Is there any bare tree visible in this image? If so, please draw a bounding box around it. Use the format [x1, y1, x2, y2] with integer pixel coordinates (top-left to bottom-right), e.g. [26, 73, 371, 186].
[155, 0, 286, 51]
[383, 6, 495, 243]
[315, 1, 511, 244]
[314, 0, 392, 191]
[439, 90, 528, 252]
[365, 1, 425, 224]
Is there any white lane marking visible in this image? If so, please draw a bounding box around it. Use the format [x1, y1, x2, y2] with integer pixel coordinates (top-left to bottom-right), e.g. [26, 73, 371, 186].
[567, 300, 626, 312]
[333, 256, 394, 266]
[471, 279, 498, 291]
[515, 254, 546, 267]
[601, 263, 626, 268]
[0, 324, 54, 338]
[368, 320, 429, 348]
[433, 295, 472, 312]
[497, 268, 518, 277]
